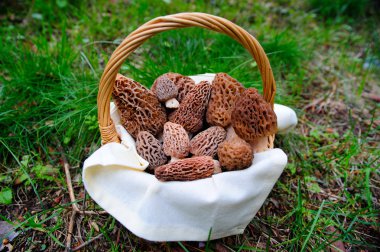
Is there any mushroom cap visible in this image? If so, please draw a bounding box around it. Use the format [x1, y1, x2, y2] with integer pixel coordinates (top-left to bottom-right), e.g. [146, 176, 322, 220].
[112, 74, 167, 138]
[151, 75, 178, 102]
[162, 72, 183, 81]
[162, 122, 190, 159]
[217, 138, 253, 171]
[206, 73, 245, 127]
[169, 81, 212, 133]
[231, 88, 277, 143]
[155, 156, 216, 181]
[136, 131, 168, 170]
[217, 127, 253, 171]
[175, 76, 196, 102]
[152, 73, 195, 103]
[190, 126, 227, 157]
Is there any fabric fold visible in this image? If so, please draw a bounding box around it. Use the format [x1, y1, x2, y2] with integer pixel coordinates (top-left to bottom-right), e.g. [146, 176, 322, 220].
[83, 147, 287, 241]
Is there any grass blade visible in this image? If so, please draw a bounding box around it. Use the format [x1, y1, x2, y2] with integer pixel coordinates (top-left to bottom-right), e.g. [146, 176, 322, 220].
[301, 200, 325, 251]
[177, 242, 190, 252]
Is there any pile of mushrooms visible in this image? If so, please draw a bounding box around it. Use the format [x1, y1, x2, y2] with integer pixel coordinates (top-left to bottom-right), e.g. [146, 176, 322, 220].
[112, 73, 277, 181]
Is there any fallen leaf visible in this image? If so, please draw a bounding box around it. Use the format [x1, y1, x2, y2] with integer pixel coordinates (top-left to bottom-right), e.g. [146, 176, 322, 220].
[327, 226, 346, 252]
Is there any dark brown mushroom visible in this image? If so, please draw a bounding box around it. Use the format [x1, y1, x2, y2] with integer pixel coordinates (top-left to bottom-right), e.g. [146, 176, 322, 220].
[206, 73, 245, 127]
[169, 81, 211, 133]
[155, 156, 221, 181]
[217, 127, 253, 171]
[112, 74, 167, 138]
[231, 88, 277, 144]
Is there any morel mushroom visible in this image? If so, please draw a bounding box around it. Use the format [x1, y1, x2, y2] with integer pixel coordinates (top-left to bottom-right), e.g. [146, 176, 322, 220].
[206, 73, 245, 127]
[163, 72, 183, 80]
[169, 81, 211, 133]
[136, 131, 167, 170]
[217, 127, 253, 171]
[231, 88, 277, 144]
[190, 126, 226, 157]
[112, 74, 167, 138]
[154, 73, 195, 103]
[151, 75, 179, 108]
[155, 156, 220, 181]
[175, 75, 196, 102]
[163, 122, 190, 162]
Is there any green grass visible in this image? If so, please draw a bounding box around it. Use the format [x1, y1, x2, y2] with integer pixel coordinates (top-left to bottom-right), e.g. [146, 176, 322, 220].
[307, 0, 371, 23]
[0, 0, 379, 251]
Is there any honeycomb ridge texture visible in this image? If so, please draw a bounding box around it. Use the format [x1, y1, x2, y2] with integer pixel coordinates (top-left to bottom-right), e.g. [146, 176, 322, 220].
[206, 73, 245, 127]
[190, 126, 226, 157]
[155, 156, 215, 181]
[136, 131, 167, 170]
[163, 122, 190, 159]
[112, 74, 167, 138]
[169, 81, 211, 133]
[232, 88, 277, 143]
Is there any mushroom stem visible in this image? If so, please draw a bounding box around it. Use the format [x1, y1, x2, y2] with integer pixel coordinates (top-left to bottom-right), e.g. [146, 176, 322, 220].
[225, 125, 239, 140]
[249, 136, 271, 153]
[169, 156, 180, 163]
[226, 125, 269, 153]
[213, 160, 222, 174]
[165, 98, 180, 109]
[227, 124, 269, 154]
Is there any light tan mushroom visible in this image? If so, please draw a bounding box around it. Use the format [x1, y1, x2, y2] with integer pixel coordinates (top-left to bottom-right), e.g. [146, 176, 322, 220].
[136, 131, 167, 170]
[217, 127, 253, 171]
[155, 156, 220, 181]
[190, 126, 226, 157]
[231, 88, 277, 152]
[162, 122, 190, 162]
[206, 73, 245, 127]
[169, 81, 211, 133]
[112, 74, 167, 138]
[151, 75, 179, 108]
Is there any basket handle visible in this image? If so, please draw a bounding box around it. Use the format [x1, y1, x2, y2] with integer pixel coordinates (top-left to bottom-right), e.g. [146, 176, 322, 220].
[98, 12, 276, 144]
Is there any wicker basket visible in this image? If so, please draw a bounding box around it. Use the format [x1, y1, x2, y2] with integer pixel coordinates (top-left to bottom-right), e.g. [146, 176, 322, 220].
[84, 12, 287, 242]
[97, 12, 276, 145]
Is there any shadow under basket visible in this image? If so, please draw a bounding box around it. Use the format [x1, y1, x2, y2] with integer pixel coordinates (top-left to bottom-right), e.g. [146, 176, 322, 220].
[83, 12, 290, 242]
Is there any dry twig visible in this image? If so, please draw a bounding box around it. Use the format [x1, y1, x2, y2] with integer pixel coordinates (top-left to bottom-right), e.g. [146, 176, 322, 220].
[59, 142, 106, 215]
[66, 211, 76, 250]
[55, 139, 107, 251]
[71, 234, 103, 251]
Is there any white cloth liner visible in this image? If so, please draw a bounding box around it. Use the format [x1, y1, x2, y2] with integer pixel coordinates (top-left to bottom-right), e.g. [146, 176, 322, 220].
[83, 74, 297, 241]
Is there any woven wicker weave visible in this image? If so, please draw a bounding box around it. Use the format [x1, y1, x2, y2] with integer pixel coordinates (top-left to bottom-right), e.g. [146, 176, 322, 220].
[97, 12, 276, 145]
